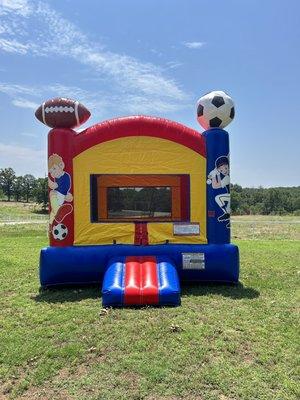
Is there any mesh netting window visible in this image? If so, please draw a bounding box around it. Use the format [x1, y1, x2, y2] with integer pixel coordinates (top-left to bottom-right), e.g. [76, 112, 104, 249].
[90, 174, 190, 222]
[107, 187, 171, 219]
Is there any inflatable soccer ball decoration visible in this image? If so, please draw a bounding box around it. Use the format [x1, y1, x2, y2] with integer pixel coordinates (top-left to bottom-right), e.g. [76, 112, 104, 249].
[196, 90, 235, 130]
[52, 223, 68, 241]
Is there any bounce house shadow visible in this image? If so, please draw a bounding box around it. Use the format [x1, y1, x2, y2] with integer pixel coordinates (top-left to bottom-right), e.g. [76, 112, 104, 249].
[34, 285, 101, 303]
[33, 282, 259, 305]
[181, 282, 260, 300]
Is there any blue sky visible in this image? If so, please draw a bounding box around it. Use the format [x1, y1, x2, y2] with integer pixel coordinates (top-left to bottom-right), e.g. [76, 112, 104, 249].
[0, 0, 299, 187]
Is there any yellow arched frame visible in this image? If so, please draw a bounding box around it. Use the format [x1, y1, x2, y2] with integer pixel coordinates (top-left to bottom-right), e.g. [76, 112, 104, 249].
[73, 136, 207, 245]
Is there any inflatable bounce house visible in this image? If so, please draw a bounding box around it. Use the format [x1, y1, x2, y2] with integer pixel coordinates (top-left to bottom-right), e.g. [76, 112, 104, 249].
[35, 90, 239, 307]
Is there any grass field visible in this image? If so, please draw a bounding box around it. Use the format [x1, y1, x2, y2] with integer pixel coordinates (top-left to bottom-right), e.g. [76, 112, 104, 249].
[0, 204, 299, 399]
[0, 202, 47, 224]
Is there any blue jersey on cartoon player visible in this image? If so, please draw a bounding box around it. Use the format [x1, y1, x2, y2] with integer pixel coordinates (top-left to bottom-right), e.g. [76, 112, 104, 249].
[55, 172, 71, 195]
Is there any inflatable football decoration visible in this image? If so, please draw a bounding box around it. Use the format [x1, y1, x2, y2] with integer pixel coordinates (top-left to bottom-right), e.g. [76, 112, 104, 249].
[35, 97, 90, 129]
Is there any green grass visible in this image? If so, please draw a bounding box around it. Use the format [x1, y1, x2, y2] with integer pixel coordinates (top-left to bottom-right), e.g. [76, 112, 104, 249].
[0, 201, 47, 221]
[0, 220, 299, 399]
[231, 216, 300, 241]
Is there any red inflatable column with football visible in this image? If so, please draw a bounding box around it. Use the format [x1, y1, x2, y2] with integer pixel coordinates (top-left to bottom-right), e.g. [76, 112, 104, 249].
[34, 97, 91, 248]
[48, 128, 75, 247]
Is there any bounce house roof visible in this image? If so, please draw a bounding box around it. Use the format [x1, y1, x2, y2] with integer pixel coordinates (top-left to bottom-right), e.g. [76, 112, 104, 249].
[74, 115, 206, 157]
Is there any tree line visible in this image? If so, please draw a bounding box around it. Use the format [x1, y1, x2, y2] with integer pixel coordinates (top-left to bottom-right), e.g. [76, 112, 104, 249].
[0, 168, 48, 211]
[0, 167, 299, 215]
[231, 184, 300, 215]
[108, 187, 171, 216]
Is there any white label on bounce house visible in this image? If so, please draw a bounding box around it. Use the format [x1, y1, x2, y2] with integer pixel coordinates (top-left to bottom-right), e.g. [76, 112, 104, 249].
[173, 223, 200, 236]
[182, 253, 205, 270]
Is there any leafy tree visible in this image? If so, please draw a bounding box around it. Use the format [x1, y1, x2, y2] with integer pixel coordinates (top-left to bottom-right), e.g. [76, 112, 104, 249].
[33, 177, 48, 211]
[23, 174, 36, 202]
[12, 176, 25, 202]
[230, 190, 242, 214]
[108, 188, 124, 212]
[0, 168, 16, 201]
[230, 185, 300, 215]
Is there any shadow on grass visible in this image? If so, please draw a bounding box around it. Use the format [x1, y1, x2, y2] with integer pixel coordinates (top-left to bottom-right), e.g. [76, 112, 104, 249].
[33, 284, 101, 303]
[31, 209, 48, 215]
[33, 282, 259, 304]
[181, 282, 260, 300]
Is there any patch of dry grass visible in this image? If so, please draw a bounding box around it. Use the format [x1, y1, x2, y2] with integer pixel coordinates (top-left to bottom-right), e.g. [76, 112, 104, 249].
[231, 216, 299, 240]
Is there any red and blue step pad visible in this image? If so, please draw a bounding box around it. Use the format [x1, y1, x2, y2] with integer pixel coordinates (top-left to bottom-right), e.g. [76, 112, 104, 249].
[102, 256, 181, 307]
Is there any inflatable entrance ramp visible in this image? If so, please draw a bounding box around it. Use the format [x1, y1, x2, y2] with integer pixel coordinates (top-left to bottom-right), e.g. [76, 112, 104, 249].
[102, 256, 180, 307]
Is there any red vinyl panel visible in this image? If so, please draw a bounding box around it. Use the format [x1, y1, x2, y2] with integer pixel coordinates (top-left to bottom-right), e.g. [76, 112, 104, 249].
[140, 257, 159, 304]
[74, 116, 206, 158]
[134, 222, 149, 245]
[124, 256, 159, 305]
[124, 258, 141, 305]
[180, 174, 190, 221]
[48, 128, 76, 247]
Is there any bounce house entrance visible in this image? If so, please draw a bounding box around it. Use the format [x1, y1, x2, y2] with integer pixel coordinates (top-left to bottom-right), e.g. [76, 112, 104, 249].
[134, 222, 149, 245]
[102, 256, 181, 307]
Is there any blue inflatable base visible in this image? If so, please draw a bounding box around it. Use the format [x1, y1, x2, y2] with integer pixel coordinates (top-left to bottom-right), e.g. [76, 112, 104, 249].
[39, 243, 239, 287]
[102, 256, 181, 307]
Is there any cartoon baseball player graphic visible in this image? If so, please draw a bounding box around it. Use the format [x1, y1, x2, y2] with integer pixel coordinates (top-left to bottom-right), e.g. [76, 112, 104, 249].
[48, 154, 73, 226]
[207, 155, 230, 227]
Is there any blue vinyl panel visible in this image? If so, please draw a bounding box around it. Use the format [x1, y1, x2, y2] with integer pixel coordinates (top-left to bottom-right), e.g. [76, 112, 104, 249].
[102, 257, 125, 307]
[156, 257, 181, 306]
[40, 243, 239, 287]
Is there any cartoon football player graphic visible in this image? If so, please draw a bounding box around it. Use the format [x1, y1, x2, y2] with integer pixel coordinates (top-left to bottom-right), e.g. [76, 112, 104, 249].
[207, 155, 230, 226]
[48, 154, 73, 226]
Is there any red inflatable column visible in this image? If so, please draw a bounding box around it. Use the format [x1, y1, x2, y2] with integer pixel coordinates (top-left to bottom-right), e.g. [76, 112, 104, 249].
[48, 128, 76, 247]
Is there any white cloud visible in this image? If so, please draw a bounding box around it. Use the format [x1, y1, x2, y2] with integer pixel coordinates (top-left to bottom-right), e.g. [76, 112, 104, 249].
[165, 61, 183, 70]
[11, 98, 38, 109]
[0, 38, 28, 53]
[183, 41, 206, 49]
[0, 78, 185, 120]
[44, 84, 107, 111]
[20, 131, 38, 137]
[0, 82, 41, 97]
[0, 142, 46, 176]
[122, 94, 182, 114]
[0, 141, 43, 158]
[0, 0, 31, 16]
[0, 1, 189, 112]
[0, 81, 110, 121]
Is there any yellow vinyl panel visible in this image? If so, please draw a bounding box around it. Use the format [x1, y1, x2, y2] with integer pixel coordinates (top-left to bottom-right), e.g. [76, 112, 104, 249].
[73, 136, 206, 245]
